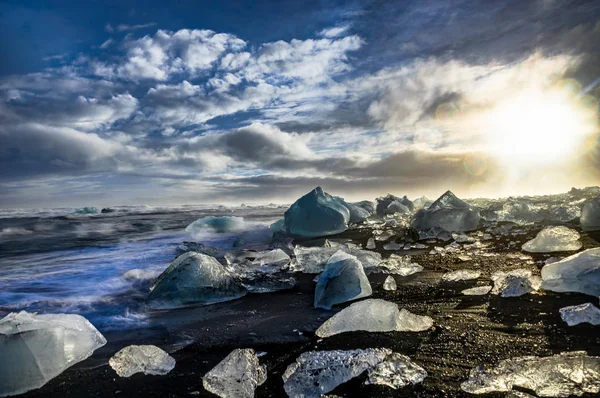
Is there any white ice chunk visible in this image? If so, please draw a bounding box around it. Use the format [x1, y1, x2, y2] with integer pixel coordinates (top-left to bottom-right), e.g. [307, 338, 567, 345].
[462, 286, 492, 295]
[491, 269, 541, 297]
[559, 303, 600, 326]
[284, 187, 350, 238]
[315, 299, 433, 337]
[366, 237, 376, 249]
[0, 311, 107, 397]
[461, 351, 600, 396]
[383, 275, 397, 291]
[203, 348, 267, 398]
[109, 345, 175, 377]
[541, 248, 600, 297]
[442, 269, 481, 282]
[581, 198, 600, 231]
[148, 252, 247, 309]
[365, 353, 428, 389]
[380, 254, 423, 276]
[411, 191, 480, 232]
[521, 226, 582, 253]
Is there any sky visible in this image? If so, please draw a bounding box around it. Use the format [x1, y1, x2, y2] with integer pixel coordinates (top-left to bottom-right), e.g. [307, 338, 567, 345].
[1, 0, 600, 208]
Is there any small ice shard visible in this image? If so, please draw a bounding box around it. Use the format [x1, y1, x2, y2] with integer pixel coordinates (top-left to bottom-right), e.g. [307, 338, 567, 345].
[314, 250, 372, 309]
[0, 311, 107, 397]
[458, 255, 473, 261]
[460, 351, 600, 396]
[284, 187, 350, 238]
[315, 299, 433, 337]
[411, 191, 480, 232]
[383, 242, 403, 251]
[376, 194, 413, 216]
[383, 275, 397, 291]
[581, 198, 600, 231]
[380, 254, 423, 276]
[335, 196, 370, 223]
[203, 348, 267, 398]
[491, 269, 541, 297]
[365, 352, 428, 389]
[186, 216, 245, 235]
[541, 248, 600, 297]
[462, 286, 492, 295]
[522, 226, 582, 253]
[148, 252, 247, 309]
[442, 269, 481, 282]
[366, 237, 376, 249]
[559, 303, 600, 326]
[109, 345, 175, 377]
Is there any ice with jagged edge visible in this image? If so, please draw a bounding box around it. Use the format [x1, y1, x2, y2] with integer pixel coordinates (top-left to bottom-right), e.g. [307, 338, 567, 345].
[314, 251, 372, 309]
[284, 186, 350, 238]
[461, 351, 600, 397]
[442, 269, 481, 282]
[491, 269, 541, 297]
[203, 348, 267, 398]
[335, 196, 371, 223]
[462, 286, 492, 295]
[0, 311, 107, 397]
[541, 248, 600, 297]
[379, 254, 423, 276]
[109, 345, 175, 377]
[581, 197, 600, 231]
[292, 246, 382, 274]
[282, 348, 426, 397]
[316, 299, 433, 338]
[491, 197, 581, 225]
[559, 303, 600, 326]
[383, 275, 397, 290]
[148, 252, 247, 309]
[521, 226, 582, 253]
[411, 191, 480, 232]
[226, 248, 291, 271]
[376, 194, 413, 215]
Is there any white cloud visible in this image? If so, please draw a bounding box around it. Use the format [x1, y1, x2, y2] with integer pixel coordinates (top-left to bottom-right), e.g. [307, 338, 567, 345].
[320, 25, 350, 38]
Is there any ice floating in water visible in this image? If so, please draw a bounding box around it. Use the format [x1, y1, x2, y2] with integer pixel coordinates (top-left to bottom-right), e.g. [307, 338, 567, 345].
[559, 303, 600, 326]
[203, 348, 267, 398]
[581, 198, 600, 231]
[383, 275, 397, 291]
[491, 269, 541, 297]
[541, 248, 600, 297]
[148, 252, 247, 309]
[521, 226, 582, 253]
[379, 254, 423, 276]
[186, 216, 245, 236]
[0, 311, 107, 397]
[74, 206, 98, 214]
[284, 187, 350, 238]
[411, 191, 480, 232]
[462, 286, 492, 296]
[109, 345, 175, 377]
[314, 250, 372, 309]
[282, 348, 426, 397]
[461, 351, 600, 397]
[315, 299, 433, 338]
[442, 269, 481, 282]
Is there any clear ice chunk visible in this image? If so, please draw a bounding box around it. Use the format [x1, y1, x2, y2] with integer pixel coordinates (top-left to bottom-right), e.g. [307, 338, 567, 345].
[314, 251, 372, 309]
[581, 198, 600, 231]
[109, 345, 175, 377]
[559, 303, 600, 326]
[442, 269, 481, 282]
[366, 237, 376, 249]
[379, 254, 423, 276]
[541, 248, 600, 297]
[0, 311, 106, 397]
[461, 286, 492, 295]
[461, 351, 600, 396]
[521, 226, 582, 253]
[148, 252, 247, 309]
[203, 348, 267, 398]
[491, 269, 541, 297]
[383, 275, 397, 291]
[315, 299, 433, 337]
[292, 246, 382, 274]
[411, 191, 480, 232]
[365, 352, 428, 389]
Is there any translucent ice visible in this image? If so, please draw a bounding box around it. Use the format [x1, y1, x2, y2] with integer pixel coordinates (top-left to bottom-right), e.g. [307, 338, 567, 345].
[581, 198, 600, 231]
[0, 311, 107, 397]
[186, 216, 245, 235]
[226, 249, 291, 270]
[491, 269, 541, 297]
[74, 206, 98, 214]
[366, 237, 376, 249]
[203, 348, 267, 398]
[376, 194, 412, 215]
[462, 286, 492, 295]
[522, 226, 582, 253]
[292, 246, 382, 274]
[411, 191, 480, 232]
[335, 196, 370, 223]
[442, 269, 481, 282]
[109, 345, 175, 377]
[314, 251, 372, 309]
[284, 187, 350, 238]
[559, 303, 600, 326]
[315, 299, 433, 337]
[541, 248, 600, 297]
[383, 275, 397, 291]
[352, 200, 376, 214]
[379, 254, 423, 276]
[461, 351, 600, 396]
[148, 252, 247, 308]
[383, 242, 403, 251]
[365, 352, 428, 389]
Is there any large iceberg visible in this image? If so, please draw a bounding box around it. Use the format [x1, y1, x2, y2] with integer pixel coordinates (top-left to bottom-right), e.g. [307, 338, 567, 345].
[461, 351, 600, 396]
[185, 216, 245, 235]
[284, 187, 350, 238]
[315, 299, 433, 338]
[148, 252, 247, 308]
[314, 250, 372, 309]
[411, 191, 480, 232]
[581, 198, 600, 231]
[203, 348, 267, 398]
[0, 311, 107, 397]
[109, 345, 175, 377]
[559, 303, 600, 326]
[521, 226, 582, 253]
[541, 248, 600, 297]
